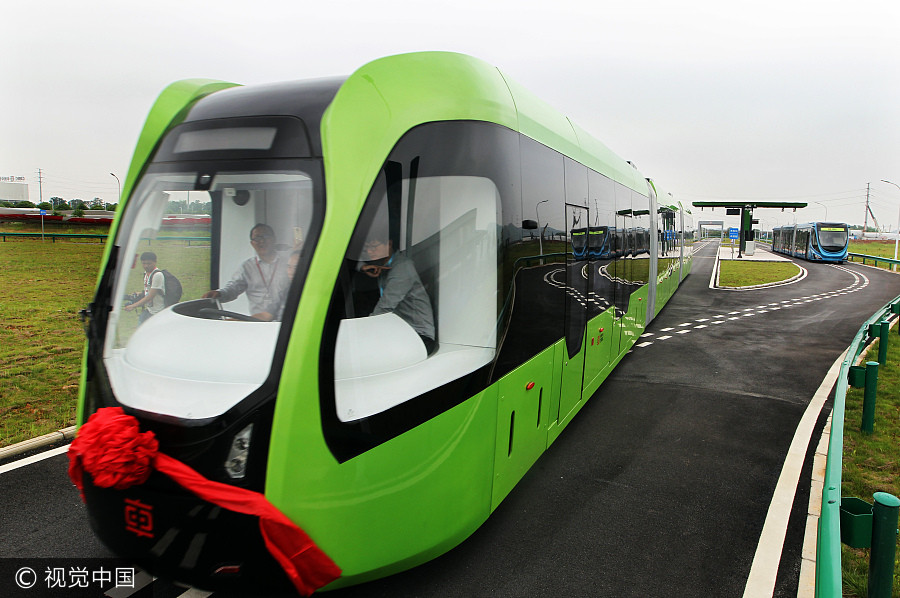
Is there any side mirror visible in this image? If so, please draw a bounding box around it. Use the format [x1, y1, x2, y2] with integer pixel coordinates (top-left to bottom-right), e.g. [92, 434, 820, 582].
[522, 219, 538, 230]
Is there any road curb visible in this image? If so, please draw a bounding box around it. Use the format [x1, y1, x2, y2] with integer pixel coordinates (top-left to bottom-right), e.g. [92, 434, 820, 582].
[743, 347, 846, 597]
[708, 241, 805, 290]
[716, 266, 806, 290]
[0, 426, 76, 462]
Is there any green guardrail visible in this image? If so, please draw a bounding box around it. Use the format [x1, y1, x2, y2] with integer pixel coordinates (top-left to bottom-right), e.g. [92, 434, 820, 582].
[817, 293, 900, 597]
[0, 232, 210, 245]
[0, 232, 107, 243]
[847, 253, 900, 269]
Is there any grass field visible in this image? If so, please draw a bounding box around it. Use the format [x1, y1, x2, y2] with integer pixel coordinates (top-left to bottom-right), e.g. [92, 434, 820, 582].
[849, 240, 899, 258]
[848, 240, 900, 272]
[718, 260, 801, 287]
[840, 330, 900, 597]
[0, 213, 217, 447]
[0, 238, 104, 447]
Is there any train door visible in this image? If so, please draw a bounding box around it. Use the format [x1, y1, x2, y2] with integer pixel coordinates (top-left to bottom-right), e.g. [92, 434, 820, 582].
[610, 184, 632, 358]
[645, 184, 658, 326]
[582, 170, 615, 392]
[557, 157, 589, 422]
[558, 202, 589, 422]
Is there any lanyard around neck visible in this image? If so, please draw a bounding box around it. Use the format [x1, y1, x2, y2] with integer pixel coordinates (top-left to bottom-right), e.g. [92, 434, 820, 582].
[255, 257, 277, 292]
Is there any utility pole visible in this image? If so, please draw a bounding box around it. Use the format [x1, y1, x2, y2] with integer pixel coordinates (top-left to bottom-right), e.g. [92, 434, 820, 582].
[36, 168, 44, 205]
[863, 182, 871, 238]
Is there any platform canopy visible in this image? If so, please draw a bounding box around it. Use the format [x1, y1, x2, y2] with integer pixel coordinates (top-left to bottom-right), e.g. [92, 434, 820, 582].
[691, 201, 808, 210]
[691, 201, 808, 255]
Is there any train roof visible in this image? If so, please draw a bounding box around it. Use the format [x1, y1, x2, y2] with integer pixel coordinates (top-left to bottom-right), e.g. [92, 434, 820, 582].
[120, 53, 651, 221]
[181, 77, 347, 157]
[647, 179, 678, 211]
[323, 52, 647, 195]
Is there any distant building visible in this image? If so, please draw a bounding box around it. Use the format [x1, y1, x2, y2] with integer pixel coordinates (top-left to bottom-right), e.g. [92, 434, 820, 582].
[0, 178, 29, 203]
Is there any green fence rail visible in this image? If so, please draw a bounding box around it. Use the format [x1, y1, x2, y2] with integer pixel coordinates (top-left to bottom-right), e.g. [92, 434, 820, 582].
[0, 232, 210, 245]
[847, 253, 900, 269]
[0, 232, 107, 243]
[817, 293, 900, 597]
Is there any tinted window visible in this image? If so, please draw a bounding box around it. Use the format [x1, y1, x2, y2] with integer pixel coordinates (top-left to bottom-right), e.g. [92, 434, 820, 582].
[321, 122, 520, 460]
[492, 137, 567, 379]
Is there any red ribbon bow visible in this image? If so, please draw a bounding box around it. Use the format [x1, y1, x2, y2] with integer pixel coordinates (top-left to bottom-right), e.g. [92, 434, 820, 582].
[68, 407, 341, 596]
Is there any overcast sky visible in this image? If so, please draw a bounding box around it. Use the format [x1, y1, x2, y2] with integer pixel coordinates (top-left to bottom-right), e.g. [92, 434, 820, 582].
[3, 0, 899, 229]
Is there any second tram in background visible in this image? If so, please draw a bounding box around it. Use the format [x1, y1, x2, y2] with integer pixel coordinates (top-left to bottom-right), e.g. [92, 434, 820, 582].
[771, 222, 849, 263]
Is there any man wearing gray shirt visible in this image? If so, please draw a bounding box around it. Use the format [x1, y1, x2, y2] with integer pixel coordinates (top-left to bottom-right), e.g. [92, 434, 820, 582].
[361, 239, 435, 353]
[203, 223, 287, 317]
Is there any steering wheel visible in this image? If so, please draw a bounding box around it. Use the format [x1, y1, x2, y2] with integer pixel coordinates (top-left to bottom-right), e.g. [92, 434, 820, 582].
[197, 307, 259, 322]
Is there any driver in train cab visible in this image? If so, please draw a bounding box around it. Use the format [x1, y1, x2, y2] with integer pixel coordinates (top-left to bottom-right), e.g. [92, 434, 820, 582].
[202, 223, 288, 317]
[360, 237, 436, 354]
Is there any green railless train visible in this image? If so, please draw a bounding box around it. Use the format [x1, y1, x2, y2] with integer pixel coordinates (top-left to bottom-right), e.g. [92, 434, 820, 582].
[74, 52, 695, 594]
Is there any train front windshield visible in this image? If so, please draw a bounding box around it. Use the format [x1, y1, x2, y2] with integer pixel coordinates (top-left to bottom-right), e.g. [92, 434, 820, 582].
[817, 225, 848, 251]
[103, 165, 321, 420]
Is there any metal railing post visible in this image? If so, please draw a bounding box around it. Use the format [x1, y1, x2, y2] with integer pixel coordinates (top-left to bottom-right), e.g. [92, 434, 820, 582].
[867, 492, 900, 598]
[877, 321, 889, 365]
[862, 361, 879, 434]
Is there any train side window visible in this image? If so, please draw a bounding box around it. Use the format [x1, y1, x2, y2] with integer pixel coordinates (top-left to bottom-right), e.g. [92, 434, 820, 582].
[490, 136, 566, 380]
[333, 168, 500, 422]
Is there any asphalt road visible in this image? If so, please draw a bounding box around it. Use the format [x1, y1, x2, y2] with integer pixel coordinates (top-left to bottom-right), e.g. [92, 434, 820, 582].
[2, 241, 898, 597]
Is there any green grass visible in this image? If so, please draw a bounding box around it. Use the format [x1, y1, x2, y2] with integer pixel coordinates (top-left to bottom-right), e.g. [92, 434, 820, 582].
[717, 260, 801, 287]
[0, 239, 105, 447]
[840, 331, 900, 597]
[849, 240, 899, 259]
[0, 234, 214, 448]
[848, 240, 900, 272]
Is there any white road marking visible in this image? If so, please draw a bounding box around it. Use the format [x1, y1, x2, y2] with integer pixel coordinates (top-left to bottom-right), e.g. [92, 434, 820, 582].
[0, 444, 69, 475]
[742, 350, 847, 598]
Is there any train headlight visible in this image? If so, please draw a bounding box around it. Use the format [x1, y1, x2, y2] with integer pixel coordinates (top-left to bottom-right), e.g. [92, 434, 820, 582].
[224, 423, 253, 479]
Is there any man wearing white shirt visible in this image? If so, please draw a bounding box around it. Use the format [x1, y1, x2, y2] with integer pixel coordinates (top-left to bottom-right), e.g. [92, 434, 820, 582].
[123, 251, 166, 323]
[202, 223, 287, 317]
